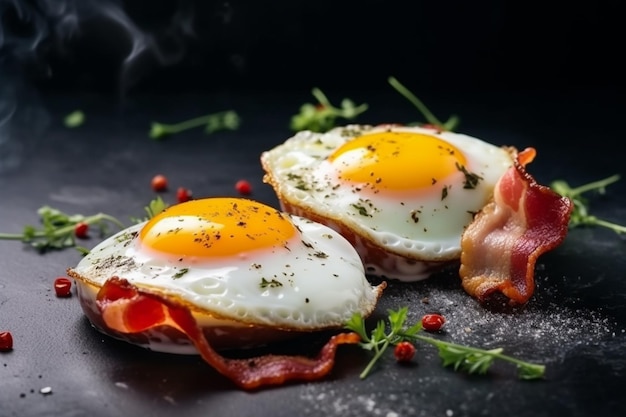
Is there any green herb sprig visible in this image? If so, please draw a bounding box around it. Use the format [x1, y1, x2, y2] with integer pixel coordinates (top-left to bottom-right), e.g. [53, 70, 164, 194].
[388, 76, 460, 131]
[64, 110, 85, 128]
[0, 206, 124, 253]
[345, 307, 545, 380]
[150, 110, 240, 140]
[290, 88, 368, 133]
[130, 196, 168, 224]
[551, 174, 626, 234]
[0, 197, 169, 253]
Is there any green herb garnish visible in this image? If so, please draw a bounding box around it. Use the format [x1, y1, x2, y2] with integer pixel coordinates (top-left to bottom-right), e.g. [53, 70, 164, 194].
[290, 88, 368, 133]
[64, 110, 85, 128]
[551, 174, 626, 234]
[345, 307, 545, 380]
[0, 206, 123, 253]
[150, 110, 240, 140]
[143, 196, 168, 220]
[260, 277, 283, 288]
[1, 197, 169, 253]
[173, 268, 189, 279]
[388, 76, 460, 131]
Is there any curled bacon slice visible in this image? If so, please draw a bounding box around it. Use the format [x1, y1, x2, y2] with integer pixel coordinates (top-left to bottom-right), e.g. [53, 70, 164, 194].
[459, 147, 573, 306]
[95, 277, 360, 390]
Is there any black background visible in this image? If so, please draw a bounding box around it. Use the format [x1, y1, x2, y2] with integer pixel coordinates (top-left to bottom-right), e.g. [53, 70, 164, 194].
[1, 0, 623, 94]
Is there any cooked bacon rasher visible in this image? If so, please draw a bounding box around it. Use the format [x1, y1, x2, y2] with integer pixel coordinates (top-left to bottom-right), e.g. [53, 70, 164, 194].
[459, 147, 573, 306]
[95, 277, 361, 390]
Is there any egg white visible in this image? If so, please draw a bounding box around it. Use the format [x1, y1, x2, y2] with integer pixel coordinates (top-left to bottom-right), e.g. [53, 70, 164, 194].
[71, 213, 381, 334]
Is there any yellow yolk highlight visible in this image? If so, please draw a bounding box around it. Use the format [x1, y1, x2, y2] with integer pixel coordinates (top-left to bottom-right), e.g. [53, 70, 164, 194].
[138, 198, 297, 258]
[328, 131, 467, 191]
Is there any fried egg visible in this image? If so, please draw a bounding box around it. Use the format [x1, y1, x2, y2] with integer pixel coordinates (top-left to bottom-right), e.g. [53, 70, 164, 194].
[68, 197, 384, 354]
[261, 124, 516, 281]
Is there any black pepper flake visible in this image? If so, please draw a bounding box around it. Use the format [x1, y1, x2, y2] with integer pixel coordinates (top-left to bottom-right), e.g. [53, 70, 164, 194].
[173, 268, 189, 279]
[410, 210, 420, 223]
[313, 251, 328, 258]
[456, 163, 483, 189]
[441, 186, 449, 200]
[302, 240, 314, 248]
[351, 203, 371, 217]
[305, 298, 310, 303]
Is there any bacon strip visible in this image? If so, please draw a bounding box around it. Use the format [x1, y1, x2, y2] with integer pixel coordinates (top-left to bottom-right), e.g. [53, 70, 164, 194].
[96, 277, 360, 390]
[459, 148, 573, 305]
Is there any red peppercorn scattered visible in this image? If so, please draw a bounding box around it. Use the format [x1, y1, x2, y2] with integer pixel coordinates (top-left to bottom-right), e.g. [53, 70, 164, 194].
[0, 331, 13, 352]
[176, 187, 192, 203]
[235, 179, 252, 195]
[54, 277, 72, 297]
[421, 313, 445, 332]
[151, 174, 168, 192]
[74, 222, 89, 239]
[394, 341, 416, 363]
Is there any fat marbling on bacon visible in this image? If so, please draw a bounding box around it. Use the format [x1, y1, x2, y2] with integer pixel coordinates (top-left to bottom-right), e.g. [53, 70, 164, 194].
[459, 147, 573, 305]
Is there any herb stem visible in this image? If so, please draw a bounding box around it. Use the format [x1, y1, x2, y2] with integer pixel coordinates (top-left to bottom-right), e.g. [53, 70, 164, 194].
[567, 174, 620, 197]
[388, 76, 459, 131]
[584, 217, 626, 233]
[412, 333, 545, 377]
[154, 112, 230, 133]
[359, 339, 389, 379]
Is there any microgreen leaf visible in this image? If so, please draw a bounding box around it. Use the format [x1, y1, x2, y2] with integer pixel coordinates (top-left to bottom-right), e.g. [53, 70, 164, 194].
[1, 197, 170, 253]
[551, 174, 626, 234]
[388, 76, 460, 131]
[144, 196, 168, 220]
[346, 308, 545, 380]
[64, 110, 85, 128]
[0, 208, 124, 253]
[290, 88, 368, 133]
[150, 110, 240, 140]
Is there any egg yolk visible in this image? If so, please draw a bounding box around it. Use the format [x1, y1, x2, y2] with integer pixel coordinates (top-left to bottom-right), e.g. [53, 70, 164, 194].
[138, 198, 297, 258]
[328, 132, 467, 191]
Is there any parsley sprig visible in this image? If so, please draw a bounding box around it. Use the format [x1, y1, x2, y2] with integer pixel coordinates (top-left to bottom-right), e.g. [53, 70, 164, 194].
[551, 174, 626, 234]
[150, 110, 240, 140]
[345, 307, 545, 380]
[388, 76, 460, 131]
[290, 87, 368, 133]
[0, 206, 124, 253]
